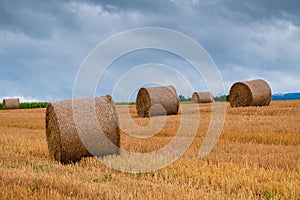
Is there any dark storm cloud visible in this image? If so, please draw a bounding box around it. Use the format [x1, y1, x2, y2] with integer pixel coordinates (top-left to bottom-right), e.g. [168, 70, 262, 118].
[78, 0, 178, 13]
[0, 0, 299, 101]
[79, 0, 300, 19]
[222, 0, 300, 22]
[0, 0, 79, 38]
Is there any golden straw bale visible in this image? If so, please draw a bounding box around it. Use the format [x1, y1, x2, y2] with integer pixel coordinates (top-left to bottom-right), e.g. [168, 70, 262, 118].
[191, 92, 214, 104]
[229, 79, 272, 107]
[45, 95, 120, 163]
[2, 98, 20, 110]
[136, 85, 179, 117]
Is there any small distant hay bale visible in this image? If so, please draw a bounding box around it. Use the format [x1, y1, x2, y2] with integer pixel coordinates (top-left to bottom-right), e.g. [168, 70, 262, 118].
[191, 92, 214, 104]
[136, 85, 179, 117]
[229, 79, 272, 107]
[2, 98, 20, 110]
[45, 95, 120, 163]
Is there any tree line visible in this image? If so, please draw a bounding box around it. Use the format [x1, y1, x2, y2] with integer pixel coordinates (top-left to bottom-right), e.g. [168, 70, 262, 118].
[178, 94, 229, 102]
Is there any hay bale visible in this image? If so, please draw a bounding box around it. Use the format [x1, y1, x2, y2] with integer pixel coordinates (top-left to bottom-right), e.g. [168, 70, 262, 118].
[191, 92, 214, 104]
[229, 79, 272, 107]
[2, 98, 20, 110]
[45, 95, 120, 163]
[136, 85, 179, 117]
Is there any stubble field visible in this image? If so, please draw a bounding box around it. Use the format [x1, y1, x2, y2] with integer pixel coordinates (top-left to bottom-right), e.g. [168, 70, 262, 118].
[0, 100, 299, 199]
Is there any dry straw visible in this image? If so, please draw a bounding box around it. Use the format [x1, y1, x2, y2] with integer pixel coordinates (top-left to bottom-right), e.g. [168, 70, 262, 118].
[136, 85, 179, 117]
[191, 92, 214, 104]
[229, 79, 272, 107]
[45, 95, 120, 163]
[2, 98, 20, 110]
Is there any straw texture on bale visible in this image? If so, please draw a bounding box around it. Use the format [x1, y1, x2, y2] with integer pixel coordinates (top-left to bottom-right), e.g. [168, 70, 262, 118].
[136, 85, 179, 117]
[229, 79, 272, 107]
[45, 95, 120, 163]
[2, 98, 20, 110]
[191, 92, 214, 104]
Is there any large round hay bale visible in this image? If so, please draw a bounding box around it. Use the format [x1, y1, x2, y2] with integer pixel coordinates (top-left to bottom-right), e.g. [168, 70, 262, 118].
[229, 79, 272, 107]
[136, 85, 179, 117]
[45, 95, 120, 163]
[191, 92, 214, 104]
[2, 98, 20, 110]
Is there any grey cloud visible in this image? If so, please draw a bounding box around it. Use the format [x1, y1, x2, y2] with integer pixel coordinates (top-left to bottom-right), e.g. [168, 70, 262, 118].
[0, 0, 79, 38]
[1, 0, 299, 101]
[78, 0, 300, 22]
[79, 0, 179, 13]
[218, 0, 300, 25]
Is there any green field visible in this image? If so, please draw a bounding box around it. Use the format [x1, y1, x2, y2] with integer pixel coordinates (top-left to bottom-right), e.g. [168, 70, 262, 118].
[0, 102, 48, 110]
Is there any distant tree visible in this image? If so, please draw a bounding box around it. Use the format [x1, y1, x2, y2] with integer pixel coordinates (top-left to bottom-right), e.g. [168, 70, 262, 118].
[214, 95, 229, 102]
[178, 94, 191, 102]
[20, 102, 48, 109]
[179, 94, 186, 102]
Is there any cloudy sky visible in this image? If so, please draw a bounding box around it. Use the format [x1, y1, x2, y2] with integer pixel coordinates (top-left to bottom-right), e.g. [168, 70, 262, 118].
[1, 0, 299, 102]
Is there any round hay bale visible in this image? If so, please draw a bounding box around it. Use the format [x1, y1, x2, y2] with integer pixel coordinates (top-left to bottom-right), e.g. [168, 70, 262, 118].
[229, 79, 272, 107]
[45, 95, 120, 163]
[136, 85, 179, 117]
[2, 98, 20, 110]
[191, 92, 214, 104]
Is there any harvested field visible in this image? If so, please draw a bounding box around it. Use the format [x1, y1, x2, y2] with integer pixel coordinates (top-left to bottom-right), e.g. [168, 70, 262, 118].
[0, 100, 299, 199]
